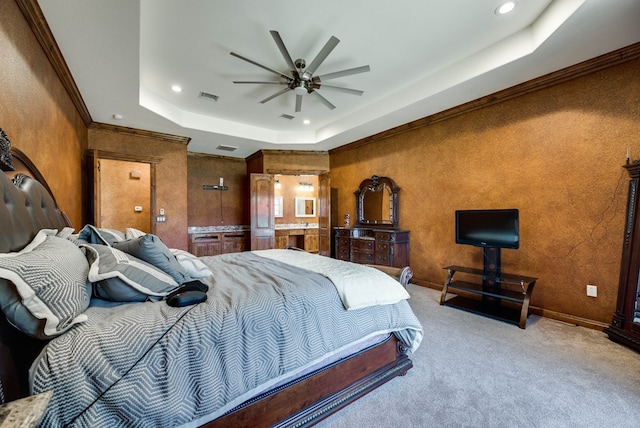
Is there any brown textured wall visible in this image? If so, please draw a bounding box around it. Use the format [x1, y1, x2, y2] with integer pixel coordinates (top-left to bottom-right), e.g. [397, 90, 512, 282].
[0, 0, 87, 227]
[330, 58, 640, 325]
[187, 153, 248, 226]
[88, 128, 189, 250]
[247, 150, 329, 174]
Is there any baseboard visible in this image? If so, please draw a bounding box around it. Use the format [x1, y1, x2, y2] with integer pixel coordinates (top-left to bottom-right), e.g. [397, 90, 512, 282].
[409, 280, 608, 331]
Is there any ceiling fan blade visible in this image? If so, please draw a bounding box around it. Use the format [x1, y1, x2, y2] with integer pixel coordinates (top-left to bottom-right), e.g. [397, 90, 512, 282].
[230, 52, 294, 80]
[315, 65, 370, 81]
[311, 90, 336, 110]
[260, 87, 291, 104]
[316, 84, 364, 96]
[270, 30, 298, 73]
[295, 94, 303, 112]
[302, 36, 340, 80]
[233, 81, 285, 84]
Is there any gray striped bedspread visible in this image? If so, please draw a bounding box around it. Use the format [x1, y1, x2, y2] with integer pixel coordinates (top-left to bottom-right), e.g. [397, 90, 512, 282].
[30, 251, 423, 427]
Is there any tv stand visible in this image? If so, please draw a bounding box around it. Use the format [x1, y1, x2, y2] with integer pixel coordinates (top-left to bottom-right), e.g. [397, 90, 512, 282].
[439, 263, 537, 329]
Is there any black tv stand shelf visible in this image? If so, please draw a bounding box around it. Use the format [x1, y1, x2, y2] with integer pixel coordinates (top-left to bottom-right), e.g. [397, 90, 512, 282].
[439, 265, 537, 329]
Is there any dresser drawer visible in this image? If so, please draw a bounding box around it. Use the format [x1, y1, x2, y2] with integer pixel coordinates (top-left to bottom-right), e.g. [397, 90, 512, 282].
[337, 237, 350, 247]
[376, 241, 390, 253]
[375, 232, 393, 241]
[351, 251, 375, 263]
[336, 247, 350, 260]
[335, 229, 351, 237]
[351, 238, 375, 251]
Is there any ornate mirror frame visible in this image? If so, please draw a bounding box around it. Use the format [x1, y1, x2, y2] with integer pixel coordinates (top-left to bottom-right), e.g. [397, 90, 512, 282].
[354, 175, 400, 229]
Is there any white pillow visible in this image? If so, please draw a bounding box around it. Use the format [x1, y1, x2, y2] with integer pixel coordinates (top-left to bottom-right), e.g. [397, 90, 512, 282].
[170, 249, 213, 279]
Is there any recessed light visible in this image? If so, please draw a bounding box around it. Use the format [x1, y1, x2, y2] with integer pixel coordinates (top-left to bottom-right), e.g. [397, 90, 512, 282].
[303, 119, 310, 125]
[171, 85, 183, 93]
[495, 1, 516, 15]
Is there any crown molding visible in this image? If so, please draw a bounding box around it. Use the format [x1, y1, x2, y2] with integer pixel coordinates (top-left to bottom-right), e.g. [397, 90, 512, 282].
[89, 122, 191, 144]
[16, 0, 92, 127]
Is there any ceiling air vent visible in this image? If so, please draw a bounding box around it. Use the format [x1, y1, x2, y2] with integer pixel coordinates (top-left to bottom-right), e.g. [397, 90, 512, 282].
[216, 145, 237, 152]
[279, 114, 295, 120]
[199, 91, 219, 102]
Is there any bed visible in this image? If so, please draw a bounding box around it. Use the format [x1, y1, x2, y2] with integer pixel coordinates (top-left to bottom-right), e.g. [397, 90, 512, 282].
[0, 148, 423, 427]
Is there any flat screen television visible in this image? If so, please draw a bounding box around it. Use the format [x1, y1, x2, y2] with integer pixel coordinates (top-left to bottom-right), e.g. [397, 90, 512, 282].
[455, 209, 519, 249]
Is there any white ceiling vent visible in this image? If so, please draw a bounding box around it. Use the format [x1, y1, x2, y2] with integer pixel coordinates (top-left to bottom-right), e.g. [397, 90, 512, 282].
[216, 144, 237, 152]
[279, 114, 295, 120]
[199, 91, 219, 102]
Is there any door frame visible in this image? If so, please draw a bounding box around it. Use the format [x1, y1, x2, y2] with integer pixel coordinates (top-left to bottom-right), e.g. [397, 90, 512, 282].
[88, 149, 161, 233]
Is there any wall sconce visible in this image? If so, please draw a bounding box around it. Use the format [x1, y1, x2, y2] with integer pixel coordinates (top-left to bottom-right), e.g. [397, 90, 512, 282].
[274, 180, 281, 189]
[299, 182, 313, 192]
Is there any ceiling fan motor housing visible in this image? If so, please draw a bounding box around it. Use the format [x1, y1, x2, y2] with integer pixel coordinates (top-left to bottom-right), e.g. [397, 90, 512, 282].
[294, 58, 306, 70]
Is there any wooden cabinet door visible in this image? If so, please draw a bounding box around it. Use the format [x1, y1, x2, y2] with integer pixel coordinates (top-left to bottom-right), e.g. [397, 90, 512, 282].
[250, 173, 274, 250]
[318, 172, 331, 256]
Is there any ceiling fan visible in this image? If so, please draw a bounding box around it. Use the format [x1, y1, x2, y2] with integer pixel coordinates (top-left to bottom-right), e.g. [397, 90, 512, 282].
[230, 30, 370, 113]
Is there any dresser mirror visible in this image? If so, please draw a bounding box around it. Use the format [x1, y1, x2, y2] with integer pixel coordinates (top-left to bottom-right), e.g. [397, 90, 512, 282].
[355, 175, 399, 229]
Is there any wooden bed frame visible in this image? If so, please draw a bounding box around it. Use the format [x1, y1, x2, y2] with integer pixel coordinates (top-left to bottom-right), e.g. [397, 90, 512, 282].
[0, 148, 414, 426]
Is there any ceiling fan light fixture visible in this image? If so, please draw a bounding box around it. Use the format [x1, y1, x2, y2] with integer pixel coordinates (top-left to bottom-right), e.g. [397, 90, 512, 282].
[294, 84, 307, 95]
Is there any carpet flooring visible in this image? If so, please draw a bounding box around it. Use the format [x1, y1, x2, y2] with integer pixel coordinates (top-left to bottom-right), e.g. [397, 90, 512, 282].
[315, 285, 640, 428]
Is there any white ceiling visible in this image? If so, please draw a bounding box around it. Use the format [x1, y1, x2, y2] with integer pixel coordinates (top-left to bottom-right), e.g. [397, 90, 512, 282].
[38, 0, 640, 158]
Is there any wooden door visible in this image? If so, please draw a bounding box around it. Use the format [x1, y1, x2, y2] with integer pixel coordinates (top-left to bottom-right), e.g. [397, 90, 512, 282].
[318, 172, 331, 256]
[250, 173, 274, 250]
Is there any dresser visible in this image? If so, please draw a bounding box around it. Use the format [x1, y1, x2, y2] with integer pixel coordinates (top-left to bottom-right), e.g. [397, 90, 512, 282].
[334, 227, 410, 267]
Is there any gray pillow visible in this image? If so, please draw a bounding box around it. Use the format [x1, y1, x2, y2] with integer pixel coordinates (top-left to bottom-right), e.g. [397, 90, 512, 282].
[0, 230, 91, 339]
[83, 244, 179, 302]
[77, 224, 124, 246]
[114, 234, 191, 284]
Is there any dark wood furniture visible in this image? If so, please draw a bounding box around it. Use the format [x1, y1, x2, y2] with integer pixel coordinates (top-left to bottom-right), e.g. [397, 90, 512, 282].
[189, 230, 250, 256]
[334, 175, 410, 268]
[605, 162, 640, 352]
[440, 265, 537, 329]
[335, 227, 410, 267]
[0, 149, 415, 426]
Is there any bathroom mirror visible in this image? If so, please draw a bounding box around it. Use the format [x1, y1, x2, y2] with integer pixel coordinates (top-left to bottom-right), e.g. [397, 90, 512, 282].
[354, 175, 399, 229]
[295, 197, 316, 217]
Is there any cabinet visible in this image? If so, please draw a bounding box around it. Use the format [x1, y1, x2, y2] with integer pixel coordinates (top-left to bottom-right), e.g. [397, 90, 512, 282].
[334, 228, 410, 268]
[440, 265, 537, 329]
[189, 231, 250, 257]
[605, 162, 640, 352]
[275, 228, 319, 253]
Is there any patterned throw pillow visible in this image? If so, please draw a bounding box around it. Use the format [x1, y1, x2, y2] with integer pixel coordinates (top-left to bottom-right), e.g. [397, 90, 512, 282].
[113, 234, 190, 284]
[84, 244, 179, 302]
[0, 229, 91, 339]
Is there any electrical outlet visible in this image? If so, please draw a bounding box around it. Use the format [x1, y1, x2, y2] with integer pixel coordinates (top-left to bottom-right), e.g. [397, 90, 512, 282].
[586, 284, 597, 297]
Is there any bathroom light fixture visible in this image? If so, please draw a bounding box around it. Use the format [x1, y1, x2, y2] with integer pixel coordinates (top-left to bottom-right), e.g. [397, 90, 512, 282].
[299, 182, 313, 192]
[171, 85, 183, 93]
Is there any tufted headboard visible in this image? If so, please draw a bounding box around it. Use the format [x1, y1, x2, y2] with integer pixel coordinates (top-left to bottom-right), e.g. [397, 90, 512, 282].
[0, 148, 71, 403]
